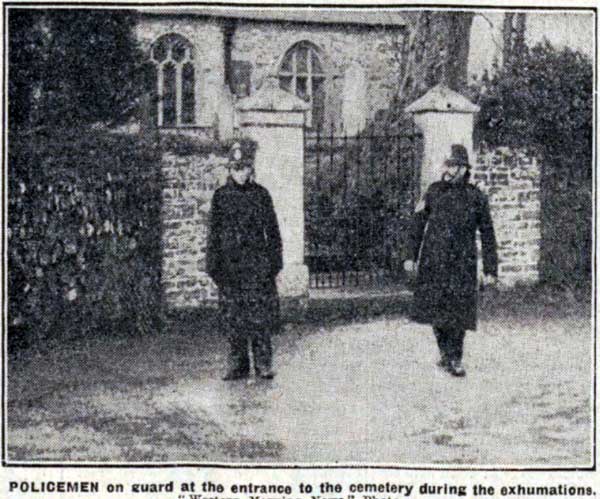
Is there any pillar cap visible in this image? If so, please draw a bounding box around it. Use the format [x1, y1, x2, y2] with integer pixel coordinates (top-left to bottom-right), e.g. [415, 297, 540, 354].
[405, 83, 480, 114]
[236, 76, 310, 113]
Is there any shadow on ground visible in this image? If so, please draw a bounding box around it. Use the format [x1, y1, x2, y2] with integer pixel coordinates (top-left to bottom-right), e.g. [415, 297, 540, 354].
[6, 285, 593, 465]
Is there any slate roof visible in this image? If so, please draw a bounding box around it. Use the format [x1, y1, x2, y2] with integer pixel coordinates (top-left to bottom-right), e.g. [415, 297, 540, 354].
[137, 7, 409, 27]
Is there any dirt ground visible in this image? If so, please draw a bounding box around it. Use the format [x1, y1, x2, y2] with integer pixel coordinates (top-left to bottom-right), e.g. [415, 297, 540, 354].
[6, 288, 593, 466]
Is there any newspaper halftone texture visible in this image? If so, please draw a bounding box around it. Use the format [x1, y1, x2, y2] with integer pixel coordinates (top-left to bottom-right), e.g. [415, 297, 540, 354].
[4, 3, 595, 467]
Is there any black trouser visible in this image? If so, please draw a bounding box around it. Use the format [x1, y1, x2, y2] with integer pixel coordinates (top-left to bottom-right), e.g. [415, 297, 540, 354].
[433, 326, 466, 362]
[219, 281, 278, 376]
[227, 328, 272, 375]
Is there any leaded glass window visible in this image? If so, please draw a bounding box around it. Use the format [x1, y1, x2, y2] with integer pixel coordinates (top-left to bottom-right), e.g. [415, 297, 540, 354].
[150, 34, 196, 126]
[278, 42, 326, 129]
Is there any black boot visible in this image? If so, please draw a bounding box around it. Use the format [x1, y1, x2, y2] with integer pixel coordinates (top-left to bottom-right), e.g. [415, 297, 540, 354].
[434, 327, 451, 370]
[252, 330, 275, 379]
[448, 359, 466, 377]
[447, 329, 466, 377]
[222, 369, 249, 381]
[223, 332, 250, 380]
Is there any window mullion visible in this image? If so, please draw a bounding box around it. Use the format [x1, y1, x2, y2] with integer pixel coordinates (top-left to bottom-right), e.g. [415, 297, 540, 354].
[292, 50, 297, 95]
[307, 48, 313, 99]
[307, 48, 313, 126]
[157, 63, 164, 127]
[175, 64, 183, 126]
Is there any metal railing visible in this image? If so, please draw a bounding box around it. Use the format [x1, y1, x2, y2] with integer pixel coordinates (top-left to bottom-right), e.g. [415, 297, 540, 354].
[304, 122, 422, 288]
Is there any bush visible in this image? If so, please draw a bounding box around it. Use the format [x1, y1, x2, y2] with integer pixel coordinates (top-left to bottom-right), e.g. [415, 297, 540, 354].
[470, 41, 593, 287]
[8, 128, 163, 351]
[8, 9, 150, 131]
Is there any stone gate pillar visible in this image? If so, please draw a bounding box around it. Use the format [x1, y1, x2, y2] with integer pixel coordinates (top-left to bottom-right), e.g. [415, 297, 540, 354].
[406, 83, 480, 200]
[236, 77, 310, 298]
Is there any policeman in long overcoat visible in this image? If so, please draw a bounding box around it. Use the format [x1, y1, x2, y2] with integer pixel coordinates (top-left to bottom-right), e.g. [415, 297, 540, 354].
[206, 142, 283, 380]
[405, 144, 498, 377]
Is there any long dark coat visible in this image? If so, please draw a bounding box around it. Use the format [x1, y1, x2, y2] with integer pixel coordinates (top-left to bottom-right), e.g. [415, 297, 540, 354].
[206, 178, 283, 332]
[410, 179, 498, 331]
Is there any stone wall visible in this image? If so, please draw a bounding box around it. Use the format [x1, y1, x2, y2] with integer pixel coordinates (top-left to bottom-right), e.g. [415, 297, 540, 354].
[232, 21, 406, 133]
[160, 145, 540, 306]
[136, 15, 407, 136]
[136, 11, 481, 136]
[162, 151, 229, 308]
[473, 146, 541, 287]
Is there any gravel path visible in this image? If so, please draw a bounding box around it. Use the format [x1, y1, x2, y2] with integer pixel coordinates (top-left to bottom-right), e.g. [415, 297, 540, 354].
[7, 295, 592, 466]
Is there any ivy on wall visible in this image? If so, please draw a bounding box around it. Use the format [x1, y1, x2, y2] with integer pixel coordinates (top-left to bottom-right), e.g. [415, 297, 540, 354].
[7, 129, 260, 350]
[8, 128, 163, 351]
[469, 41, 593, 286]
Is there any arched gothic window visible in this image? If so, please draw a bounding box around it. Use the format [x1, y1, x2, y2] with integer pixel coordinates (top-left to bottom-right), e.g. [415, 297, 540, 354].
[278, 42, 326, 130]
[150, 34, 195, 126]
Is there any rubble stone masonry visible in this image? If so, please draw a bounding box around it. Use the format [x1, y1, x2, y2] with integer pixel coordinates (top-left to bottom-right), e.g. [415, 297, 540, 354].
[231, 21, 405, 130]
[136, 15, 407, 134]
[161, 144, 541, 309]
[161, 152, 229, 308]
[473, 146, 541, 287]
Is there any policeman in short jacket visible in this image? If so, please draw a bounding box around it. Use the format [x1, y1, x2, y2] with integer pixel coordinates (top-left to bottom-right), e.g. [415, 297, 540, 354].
[405, 144, 498, 377]
[206, 142, 283, 380]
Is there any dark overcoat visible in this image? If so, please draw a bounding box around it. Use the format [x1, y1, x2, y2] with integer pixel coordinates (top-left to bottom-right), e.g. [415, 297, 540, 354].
[206, 178, 283, 332]
[410, 179, 498, 331]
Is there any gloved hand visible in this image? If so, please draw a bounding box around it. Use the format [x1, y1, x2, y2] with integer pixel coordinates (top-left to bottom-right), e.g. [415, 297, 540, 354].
[404, 260, 416, 273]
[482, 273, 498, 287]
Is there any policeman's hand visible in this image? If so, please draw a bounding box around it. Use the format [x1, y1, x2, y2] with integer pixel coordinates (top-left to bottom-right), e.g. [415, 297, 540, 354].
[482, 274, 498, 287]
[404, 260, 416, 273]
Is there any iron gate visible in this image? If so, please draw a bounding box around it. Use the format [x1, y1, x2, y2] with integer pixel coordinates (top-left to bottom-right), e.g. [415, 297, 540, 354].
[304, 123, 422, 288]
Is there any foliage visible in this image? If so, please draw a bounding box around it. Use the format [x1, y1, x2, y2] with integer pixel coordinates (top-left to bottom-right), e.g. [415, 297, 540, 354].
[469, 41, 593, 286]
[8, 128, 163, 351]
[304, 128, 422, 273]
[471, 41, 592, 175]
[7, 10, 42, 132]
[8, 9, 150, 131]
